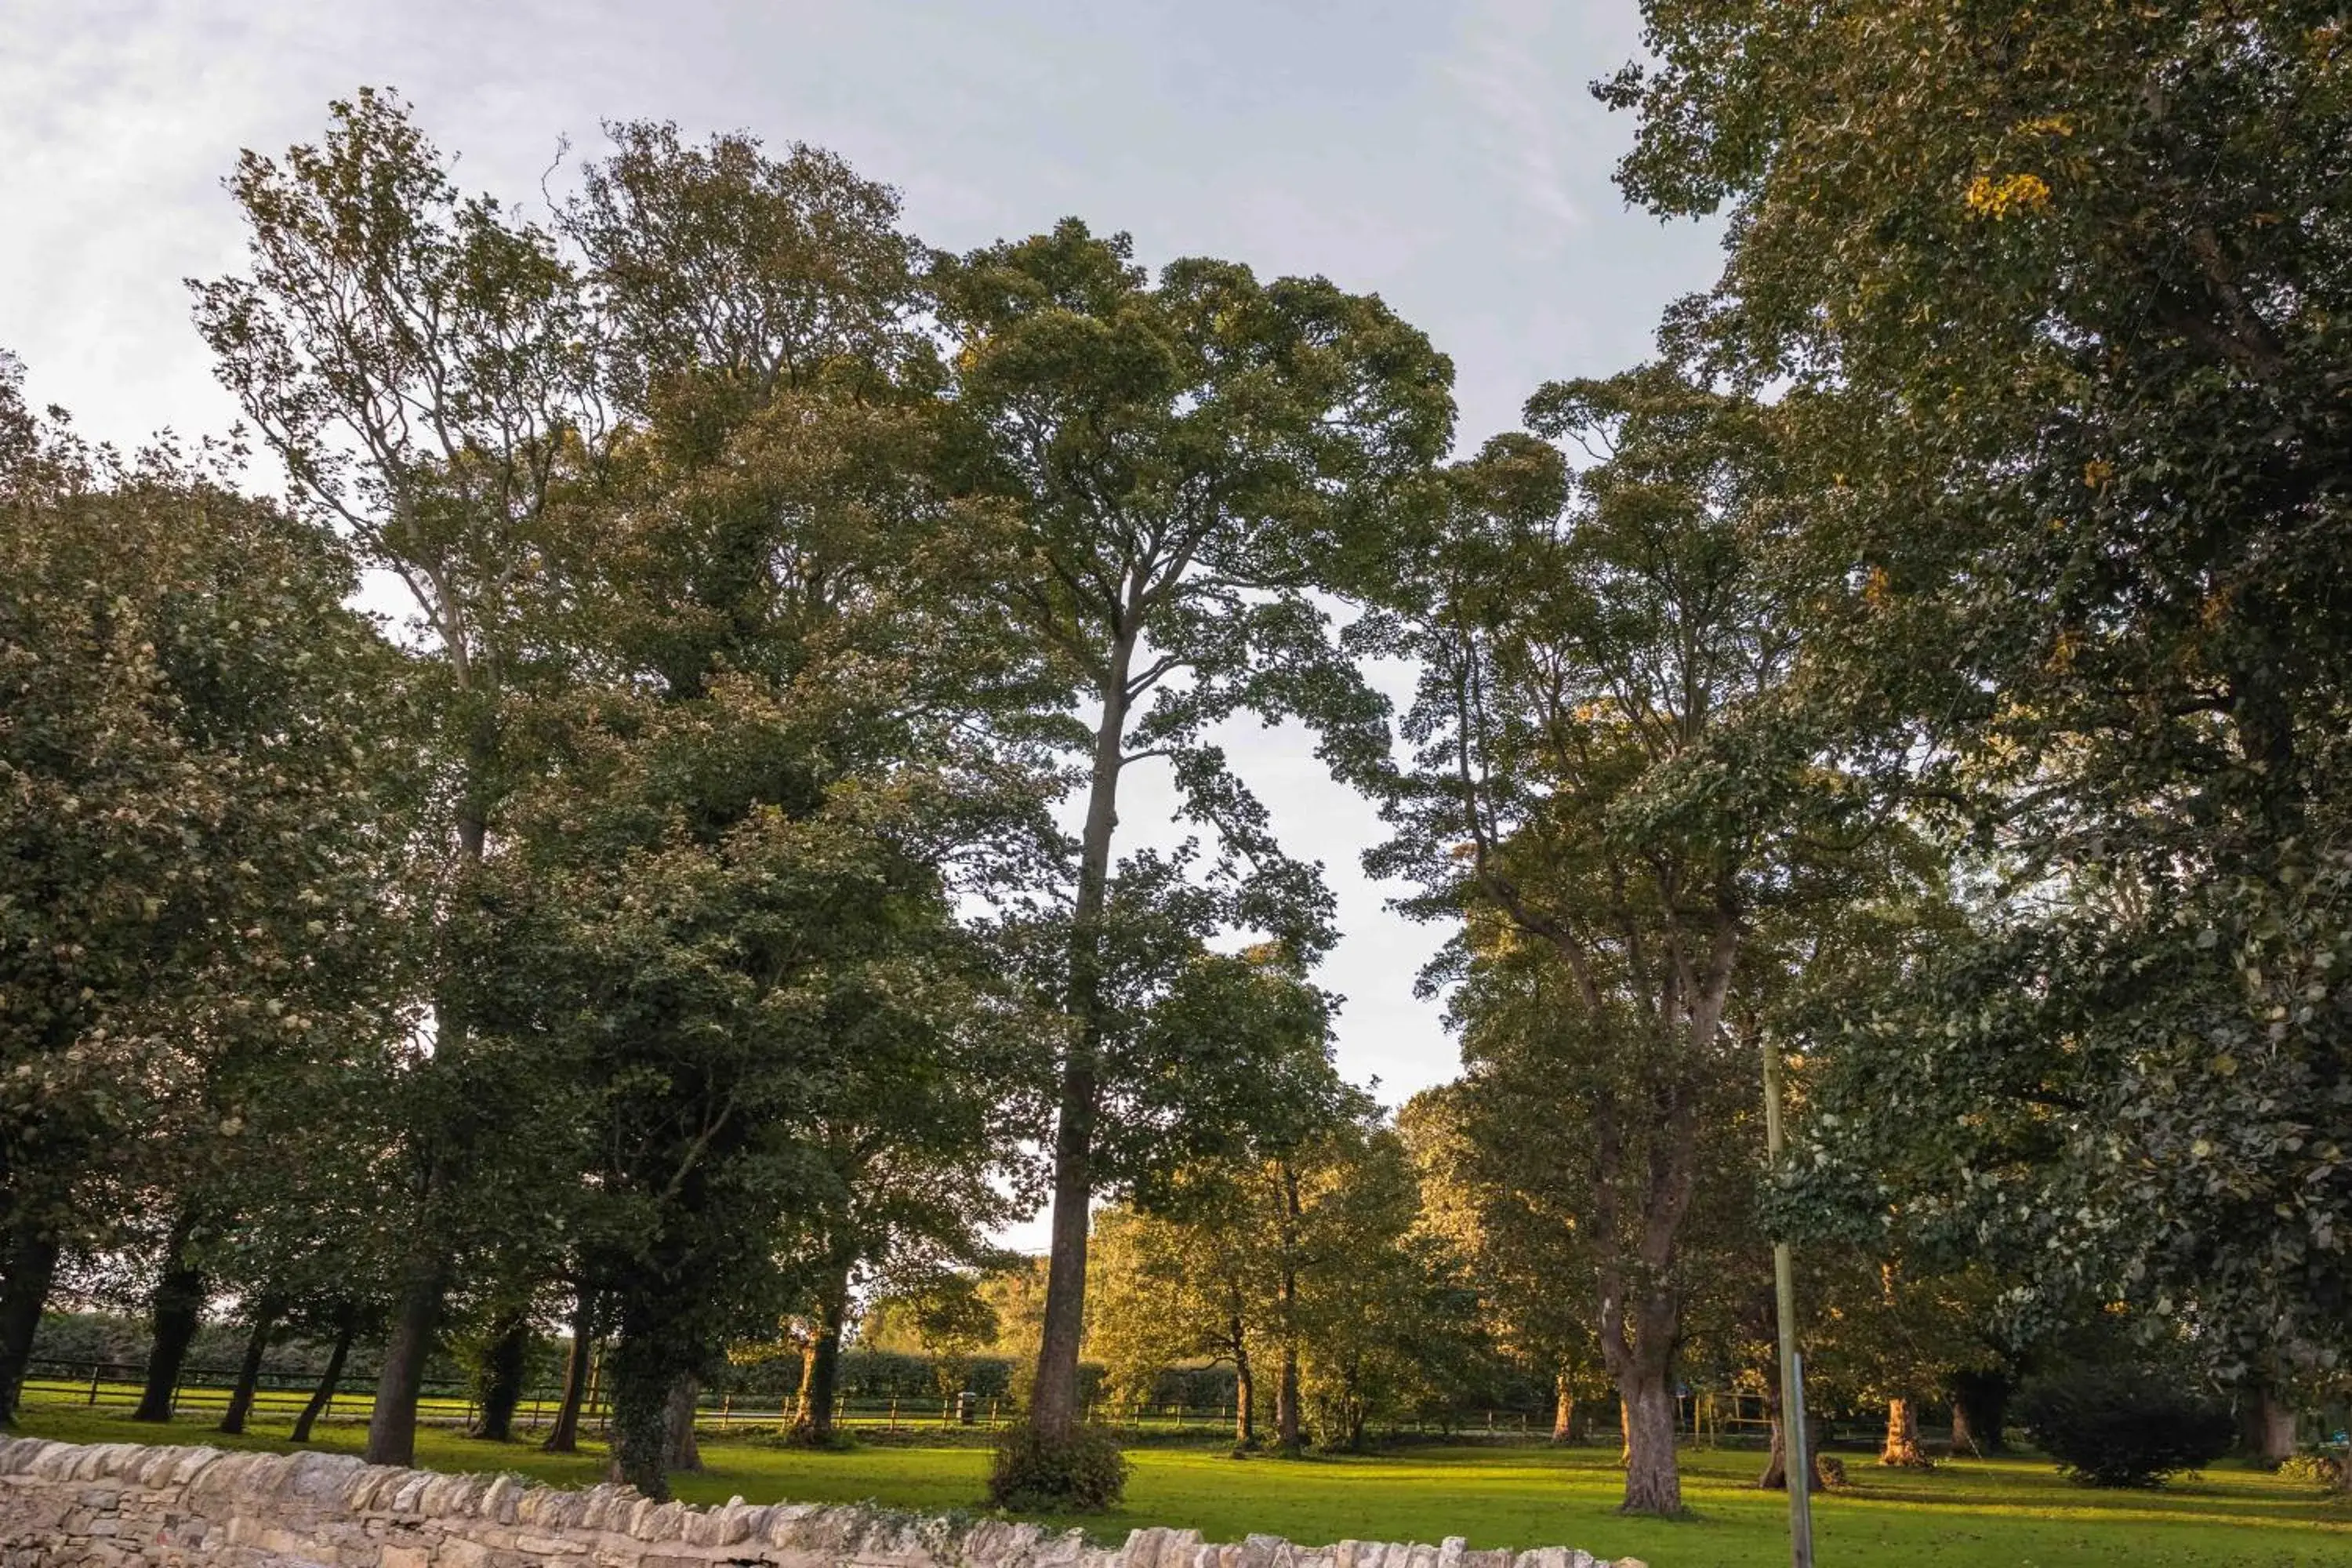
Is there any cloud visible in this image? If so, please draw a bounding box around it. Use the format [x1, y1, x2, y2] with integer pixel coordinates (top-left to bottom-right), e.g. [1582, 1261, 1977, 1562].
[1443, 0, 1591, 251]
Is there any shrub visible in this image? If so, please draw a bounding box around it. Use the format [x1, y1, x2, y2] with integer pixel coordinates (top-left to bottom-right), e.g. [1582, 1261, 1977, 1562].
[985, 1422, 1128, 1512]
[2013, 1365, 2234, 1487]
[2277, 1452, 2345, 1488]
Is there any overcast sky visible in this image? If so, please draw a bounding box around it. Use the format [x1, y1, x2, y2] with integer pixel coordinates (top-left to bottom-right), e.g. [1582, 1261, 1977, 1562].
[3, 0, 1722, 1241]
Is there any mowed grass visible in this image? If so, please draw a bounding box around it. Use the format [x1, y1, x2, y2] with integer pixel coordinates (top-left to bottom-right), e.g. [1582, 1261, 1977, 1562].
[13, 1409, 2350, 1568]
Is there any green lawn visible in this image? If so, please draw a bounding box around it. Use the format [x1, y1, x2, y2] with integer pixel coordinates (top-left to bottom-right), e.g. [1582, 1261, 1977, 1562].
[13, 1409, 2348, 1568]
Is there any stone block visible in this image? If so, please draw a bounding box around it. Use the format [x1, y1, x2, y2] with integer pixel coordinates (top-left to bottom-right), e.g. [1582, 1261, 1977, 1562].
[482, 1474, 525, 1523]
[517, 1532, 593, 1555]
[633, 1497, 688, 1541]
[438, 1538, 495, 1568]
[282, 1450, 368, 1504]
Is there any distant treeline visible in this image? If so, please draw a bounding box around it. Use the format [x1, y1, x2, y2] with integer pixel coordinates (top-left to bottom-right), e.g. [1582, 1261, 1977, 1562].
[27, 1313, 1269, 1410]
[31, 1312, 444, 1388]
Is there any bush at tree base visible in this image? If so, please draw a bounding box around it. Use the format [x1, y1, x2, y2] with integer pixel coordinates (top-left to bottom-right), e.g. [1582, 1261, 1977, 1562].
[2013, 1366, 2234, 1488]
[2275, 1452, 2346, 1489]
[985, 1422, 1128, 1512]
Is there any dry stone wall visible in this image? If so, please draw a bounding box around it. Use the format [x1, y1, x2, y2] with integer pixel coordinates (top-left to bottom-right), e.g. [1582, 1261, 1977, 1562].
[0, 1437, 1638, 1568]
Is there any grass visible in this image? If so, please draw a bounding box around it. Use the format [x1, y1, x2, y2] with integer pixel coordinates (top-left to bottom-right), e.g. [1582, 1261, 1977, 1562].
[12, 1407, 2349, 1568]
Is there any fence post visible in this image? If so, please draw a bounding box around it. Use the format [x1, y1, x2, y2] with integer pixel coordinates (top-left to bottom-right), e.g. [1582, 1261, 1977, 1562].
[88, 1366, 100, 1406]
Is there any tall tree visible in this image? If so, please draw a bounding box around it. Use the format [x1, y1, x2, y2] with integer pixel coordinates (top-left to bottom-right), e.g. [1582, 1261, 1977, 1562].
[1608, 1, 2352, 1385]
[500, 122, 1051, 1498]
[193, 89, 598, 1465]
[929, 220, 1453, 1493]
[1364, 367, 1870, 1512]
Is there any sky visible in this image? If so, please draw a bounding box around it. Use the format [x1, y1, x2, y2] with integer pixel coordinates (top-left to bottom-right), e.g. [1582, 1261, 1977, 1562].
[2, 0, 1724, 1242]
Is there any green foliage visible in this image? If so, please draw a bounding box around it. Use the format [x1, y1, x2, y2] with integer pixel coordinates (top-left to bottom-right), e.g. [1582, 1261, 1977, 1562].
[0, 356, 418, 1421]
[1606, 2, 2352, 1377]
[929, 213, 1456, 1433]
[2014, 1366, 2234, 1490]
[2274, 1452, 2343, 1489]
[1360, 361, 1894, 1512]
[985, 1421, 1129, 1512]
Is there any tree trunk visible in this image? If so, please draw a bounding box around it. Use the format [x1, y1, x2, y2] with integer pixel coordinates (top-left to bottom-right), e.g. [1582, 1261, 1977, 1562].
[1276, 1342, 1301, 1452]
[216, 1298, 283, 1436]
[470, 1312, 532, 1442]
[607, 1330, 674, 1499]
[1232, 1328, 1255, 1449]
[791, 1263, 851, 1446]
[1763, 1407, 1833, 1492]
[664, 1372, 703, 1472]
[1617, 1361, 1682, 1515]
[289, 1311, 357, 1444]
[363, 1254, 443, 1465]
[1880, 1396, 1932, 1467]
[2239, 1382, 2299, 1465]
[0, 1225, 60, 1428]
[1601, 1269, 1686, 1515]
[1759, 1381, 1789, 1489]
[542, 1290, 597, 1454]
[1947, 1369, 2009, 1456]
[1031, 1077, 1096, 1442]
[1273, 1163, 1303, 1453]
[1760, 1414, 1788, 1490]
[1029, 645, 1134, 1444]
[1552, 1374, 1577, 1445]
[133, 1210, 206, 1423]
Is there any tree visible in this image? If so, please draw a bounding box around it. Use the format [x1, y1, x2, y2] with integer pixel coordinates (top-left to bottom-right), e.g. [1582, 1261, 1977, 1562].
[1606, 3, 2352, 1387]
[1400, 1085, 1606, 1445]
[1290, 1124, 1475, 1452]
[492, 121, 1051, 1497]
[193, 89, 598, 1466]
[775, 1033, 1036, 1449]
[0, 357, 411, 1425]
[1087, 1201, 1263, 1443]
[1365, 365, 1858, 1512]
[475, 679, 1007, 1494]
[1085, 970, 1363, 1450]
[929, 220, 1453, 1494]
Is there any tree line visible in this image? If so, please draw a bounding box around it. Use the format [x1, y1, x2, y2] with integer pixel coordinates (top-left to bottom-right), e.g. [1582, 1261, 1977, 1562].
[5, 2, 2349, 1517]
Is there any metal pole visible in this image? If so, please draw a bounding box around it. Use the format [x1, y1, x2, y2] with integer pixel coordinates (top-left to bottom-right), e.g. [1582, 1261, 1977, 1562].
[1764, 1039, 1816, 1568]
